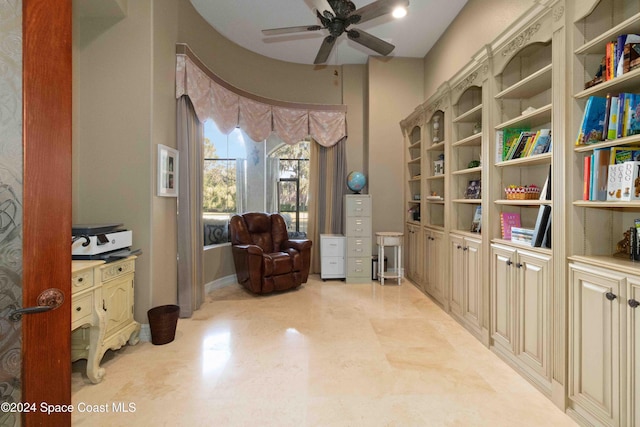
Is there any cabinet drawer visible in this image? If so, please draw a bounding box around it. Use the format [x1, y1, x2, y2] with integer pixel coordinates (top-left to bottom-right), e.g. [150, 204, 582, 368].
[347, 237, 371, 256]
[345, 217, 371, 236]
[321, 238, 345, 257]
[101, 259, 135, 282]
[72, 269, 94, 293]
[347, 257, 371, 277]
[345, 196, 371, 217]
[71, 292, 94, 329]
[321, 257, 345, 275]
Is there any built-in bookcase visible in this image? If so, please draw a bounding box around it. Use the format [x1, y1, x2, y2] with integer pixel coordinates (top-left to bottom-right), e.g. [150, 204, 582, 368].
[423, 86, 449, 230]
[406, 123, 423, 224]
[491, 37, 553, 249]
[570, 0, 640, 265]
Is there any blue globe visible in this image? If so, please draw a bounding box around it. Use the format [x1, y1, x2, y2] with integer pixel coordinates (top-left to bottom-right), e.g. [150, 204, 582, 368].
[347, 171, 367, 193]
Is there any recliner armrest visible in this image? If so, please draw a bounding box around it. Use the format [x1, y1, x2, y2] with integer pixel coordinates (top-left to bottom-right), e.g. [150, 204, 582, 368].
[233, 244, 264, 256]
[283, 239, 312, 252]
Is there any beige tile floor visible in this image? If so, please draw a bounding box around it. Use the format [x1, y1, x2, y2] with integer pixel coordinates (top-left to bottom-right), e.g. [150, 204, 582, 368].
[71, 276, 577, 426]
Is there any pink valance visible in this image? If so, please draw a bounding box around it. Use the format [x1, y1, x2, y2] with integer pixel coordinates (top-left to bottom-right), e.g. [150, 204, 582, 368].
[176, 52, 346, 146]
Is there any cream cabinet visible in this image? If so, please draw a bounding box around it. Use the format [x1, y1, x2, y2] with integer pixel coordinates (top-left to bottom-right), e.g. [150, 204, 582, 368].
[568, 262, 640, 427]
[490, 243, 552, 394]
[423, 227, 445, 307]
[320, 234, 345, 280]
[450, 234, 482, 339]
[344, 194, 372, 283]
[405, 223, 422, 284]
[71, 257, 140, 383]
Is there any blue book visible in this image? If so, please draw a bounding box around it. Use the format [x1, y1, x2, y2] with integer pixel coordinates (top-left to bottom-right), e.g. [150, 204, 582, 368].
[576, 96, 607, 144]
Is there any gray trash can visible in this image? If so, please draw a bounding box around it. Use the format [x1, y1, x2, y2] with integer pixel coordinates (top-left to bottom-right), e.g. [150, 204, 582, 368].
[372, 255, 388, 280]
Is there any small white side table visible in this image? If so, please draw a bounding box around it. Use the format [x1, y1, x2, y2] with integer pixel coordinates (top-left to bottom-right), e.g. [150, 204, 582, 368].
[376, 232, 403, 285]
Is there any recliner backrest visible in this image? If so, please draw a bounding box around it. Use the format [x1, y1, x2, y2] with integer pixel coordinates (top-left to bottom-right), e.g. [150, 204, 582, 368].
[230, 212, 289, 253]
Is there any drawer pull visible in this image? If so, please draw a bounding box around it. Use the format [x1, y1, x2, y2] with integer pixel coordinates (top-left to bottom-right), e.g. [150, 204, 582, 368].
[605, 292, 617, 301]
[76, 306, 82, 312]
[118, 267, 123, 272]
[78, 277, 83, 283]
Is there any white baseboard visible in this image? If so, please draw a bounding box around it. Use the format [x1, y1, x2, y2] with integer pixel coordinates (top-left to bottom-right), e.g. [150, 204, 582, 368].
[205, 274, 238, 294]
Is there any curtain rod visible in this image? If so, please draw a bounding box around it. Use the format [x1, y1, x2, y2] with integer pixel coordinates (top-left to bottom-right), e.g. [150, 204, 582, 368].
[176, 43, 347, 112]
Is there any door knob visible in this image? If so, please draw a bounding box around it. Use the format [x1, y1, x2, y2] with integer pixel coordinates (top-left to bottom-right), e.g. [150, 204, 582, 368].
[8, 288, 64, 321]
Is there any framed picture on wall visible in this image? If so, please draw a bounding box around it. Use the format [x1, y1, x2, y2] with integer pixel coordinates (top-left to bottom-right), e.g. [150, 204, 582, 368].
[157, 144, 179, 197]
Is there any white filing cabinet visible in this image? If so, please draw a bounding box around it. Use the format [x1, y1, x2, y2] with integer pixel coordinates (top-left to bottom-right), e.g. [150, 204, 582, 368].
[344, 194, 372, 283]
[320, 234, 346, 280]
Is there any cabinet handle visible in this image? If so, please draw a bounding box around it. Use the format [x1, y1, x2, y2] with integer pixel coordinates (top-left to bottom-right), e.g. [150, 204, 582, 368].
[506, 260, 513, 266]
[629, 299, 640, 308]
[605, 292, 617, 301]
[103, 300, 107, 311]
[515, 262, 522, 268]
[463, 247, 468, 251]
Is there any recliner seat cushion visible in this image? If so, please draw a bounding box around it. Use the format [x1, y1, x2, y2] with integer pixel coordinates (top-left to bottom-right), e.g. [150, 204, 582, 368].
[263, 252, 293, 276]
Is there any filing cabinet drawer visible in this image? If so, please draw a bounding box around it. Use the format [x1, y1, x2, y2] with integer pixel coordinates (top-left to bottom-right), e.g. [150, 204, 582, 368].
[71, 292, 94, 329]
[347, 237, 371, 256]
[72, 269, 94, 293]
[347, 257, 371, 278]
[321, 236, 345, 257]
[345, 196, 371, 217]
[345, 217, 371, 237]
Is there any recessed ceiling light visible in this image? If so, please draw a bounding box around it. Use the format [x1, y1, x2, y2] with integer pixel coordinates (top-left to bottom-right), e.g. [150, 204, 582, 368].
[392, 6, 407, 19]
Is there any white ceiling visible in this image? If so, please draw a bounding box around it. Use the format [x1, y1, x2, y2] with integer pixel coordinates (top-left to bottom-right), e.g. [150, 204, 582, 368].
[189, 0, 468, 66]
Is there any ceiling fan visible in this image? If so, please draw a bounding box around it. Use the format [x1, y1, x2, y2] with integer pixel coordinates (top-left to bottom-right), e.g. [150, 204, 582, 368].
[262, 0, 409, 64]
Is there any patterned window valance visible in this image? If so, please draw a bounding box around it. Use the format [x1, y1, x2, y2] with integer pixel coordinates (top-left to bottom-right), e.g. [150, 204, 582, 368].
[175, 44, 346, 146]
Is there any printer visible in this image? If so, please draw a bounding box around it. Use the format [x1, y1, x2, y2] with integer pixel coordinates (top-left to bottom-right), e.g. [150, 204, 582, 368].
[72, 224, 141, 262]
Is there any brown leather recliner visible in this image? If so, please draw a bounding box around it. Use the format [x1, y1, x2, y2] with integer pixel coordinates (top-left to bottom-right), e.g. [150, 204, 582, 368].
[229, 212, 312, 294]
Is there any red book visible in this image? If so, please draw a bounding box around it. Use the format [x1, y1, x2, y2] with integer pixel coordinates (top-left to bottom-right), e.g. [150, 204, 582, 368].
[583, 155, 591, 200]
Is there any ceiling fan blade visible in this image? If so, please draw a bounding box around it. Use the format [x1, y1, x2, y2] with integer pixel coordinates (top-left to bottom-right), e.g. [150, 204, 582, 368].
[347, 28, 395, 56]
[262, 25, 322, 36]
[350, 0, 409, 25]
[308, 0, 335, 17]
[314, 35, 336, 64]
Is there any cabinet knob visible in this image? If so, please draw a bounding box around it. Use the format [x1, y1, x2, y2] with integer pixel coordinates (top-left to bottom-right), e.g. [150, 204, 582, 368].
[515, 262, 523, 268]
[103, 300, 107, 311]
[605, 292, 617, 301]
[78, 277, 83, 283]
[506, 260, 513, 266]
[463, 247, 468, 251]
[629, 299, 640, 308]
[457, 245, 462, 249]
[76, 306, 81, 312]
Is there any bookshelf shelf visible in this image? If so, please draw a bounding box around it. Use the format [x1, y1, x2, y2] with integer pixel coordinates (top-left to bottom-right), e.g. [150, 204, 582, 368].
[426, 174, 445, 181]
[573, 12, 640, 55]
[495, 104, 552, 130]
[453, 103, 483, 123]
[495, 152, 551, 167]
[425, 200, 445, 205]
[408, 157, 421, 164]
[494, 64, 553, 100]
[451, 229, 482, 238]
[574, 134, 640, 152]
[572, 200, 640, 208]
[574, 67, 640, 99]
[452, 166, 482, 176]
[452, 199, 482, 204]
[409, 140, 421, 149]
[494, 199, 551, 206]
[492, 238, 552, 256]
[453, 133, 482, 147]
[568, 254, 640, 276]
[426, 141, 446, 152]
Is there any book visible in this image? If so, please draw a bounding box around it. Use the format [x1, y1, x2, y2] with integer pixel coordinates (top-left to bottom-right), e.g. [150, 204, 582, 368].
[495, 130, 504, 163]
[502, 128, 529, 161]
[609, 145, 640, 164]
[529, 129, 551, 155]
[625, 42, 640, 73]
[508, 131, 534, 160]
[602, 93, 612, 136]
[464, 179, 481, 199]
[607, 95, 620, 140]
[617, 93, 627, 138]
[541, 216, 551, 249]
[531, 205, 551, 247]
[626, 94, 640, 137]
[619, 161, 640, 201]
[511, 227, 534, 245]
[607, 163, 624, 201]
[576, 96, 607, 145]
[521, 130, 540, 157]
[470, 205, 482, 233]
[583, 155, 591, 200]
[592, 147, 611, 201]
[500, 212, 521, 240]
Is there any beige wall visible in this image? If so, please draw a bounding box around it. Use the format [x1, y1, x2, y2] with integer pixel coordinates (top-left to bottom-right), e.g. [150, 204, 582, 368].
[368, 57, 424, 265]
[423, 0, 534, 99]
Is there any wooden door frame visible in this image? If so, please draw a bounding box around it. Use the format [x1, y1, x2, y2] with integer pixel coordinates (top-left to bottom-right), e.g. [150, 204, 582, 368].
[22, 0, 72, 425]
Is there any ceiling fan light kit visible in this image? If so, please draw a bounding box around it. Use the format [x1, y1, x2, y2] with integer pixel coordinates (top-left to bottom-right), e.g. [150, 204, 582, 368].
[262, 0, 410, 64]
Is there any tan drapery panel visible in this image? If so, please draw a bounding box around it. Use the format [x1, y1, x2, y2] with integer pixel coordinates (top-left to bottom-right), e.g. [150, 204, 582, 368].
[176, 52, 346, 146]
[177, 96, 204, 318]
[308, 137, 347, 274]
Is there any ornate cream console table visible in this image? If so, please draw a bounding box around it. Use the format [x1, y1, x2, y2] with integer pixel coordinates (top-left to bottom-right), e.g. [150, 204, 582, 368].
[71, 256, 140, 383]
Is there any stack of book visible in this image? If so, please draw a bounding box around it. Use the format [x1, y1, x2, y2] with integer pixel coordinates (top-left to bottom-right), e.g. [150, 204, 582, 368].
[496, 128, 552, 162]
[511, 227, 534, 245]
[575, 93, 640, 146]
[585, 34, 640, 89]
[583, 146, 640, 201]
